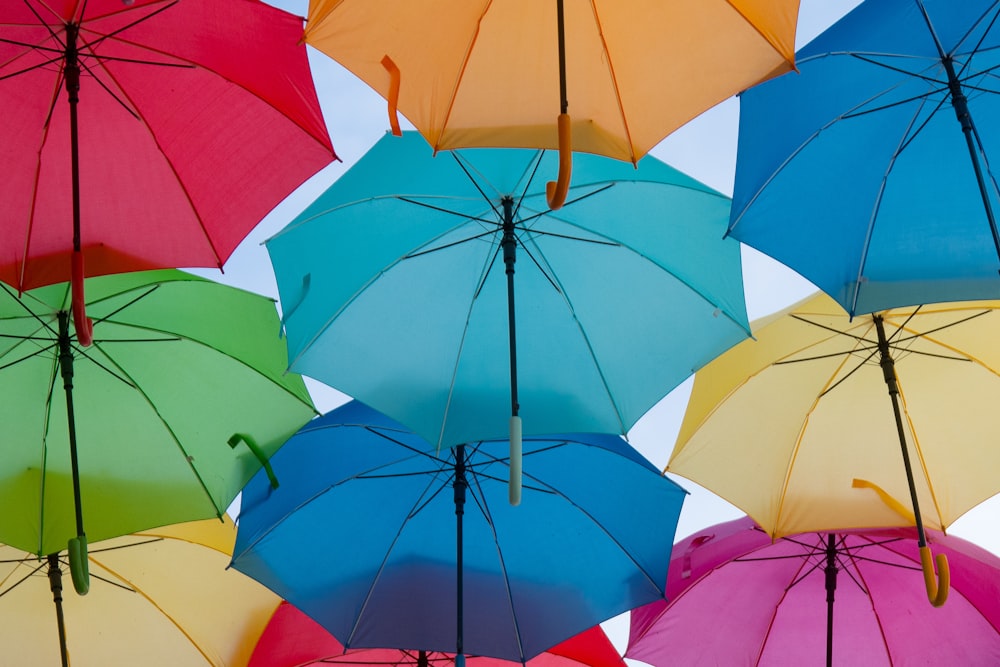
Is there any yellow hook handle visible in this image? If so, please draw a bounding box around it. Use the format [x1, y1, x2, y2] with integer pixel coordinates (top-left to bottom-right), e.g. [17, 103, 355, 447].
[381, 55, 402, 137]
[920, 545, 950, 607]
[546, 113, 572, 210]
[851, 479, 915, 523]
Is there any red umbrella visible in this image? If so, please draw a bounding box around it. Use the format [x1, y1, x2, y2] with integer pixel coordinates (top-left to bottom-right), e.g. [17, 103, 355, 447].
[0, 0, 335, 343]
[249, 601, 627, 667]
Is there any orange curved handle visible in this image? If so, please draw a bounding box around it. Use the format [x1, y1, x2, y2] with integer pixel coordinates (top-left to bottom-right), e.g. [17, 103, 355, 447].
[71, 251, 93, 347]
[919, 545, 950, 607]
[546, 113, 572, 209]
[381, 55, 402, 136]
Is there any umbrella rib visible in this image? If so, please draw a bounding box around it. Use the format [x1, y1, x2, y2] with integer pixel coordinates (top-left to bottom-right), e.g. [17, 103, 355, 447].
[518, 238, 628, 434]
[516, 449, 666, 595]
[0, 560, 46, 599]
[729, 75, 917, 244]
[87, 555, 219, 664]
[343, 471, 444, 649]
[465, 463, 529, 663]
[451, 151, 504, 219]
[588, 0, 637, 164]
[75, 350, 226, 517]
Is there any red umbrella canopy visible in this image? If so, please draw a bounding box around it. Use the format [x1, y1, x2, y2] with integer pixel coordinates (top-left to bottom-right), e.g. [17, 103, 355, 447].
[250, 601, 627, 667]
[0, 0, 335, 291]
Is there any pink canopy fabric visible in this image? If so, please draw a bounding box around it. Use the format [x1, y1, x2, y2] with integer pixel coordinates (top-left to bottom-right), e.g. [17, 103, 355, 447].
[250, 601, 626, 667]
[0, 0, 335, 290]
[627, 516, 1000, 666]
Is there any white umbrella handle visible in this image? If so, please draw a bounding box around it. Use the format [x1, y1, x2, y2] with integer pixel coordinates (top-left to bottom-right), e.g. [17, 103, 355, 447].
[508, 416, 522, 505]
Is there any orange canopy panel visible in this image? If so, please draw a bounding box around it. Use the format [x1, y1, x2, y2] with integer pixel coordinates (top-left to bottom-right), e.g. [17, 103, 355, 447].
[305, 0, 798, 163]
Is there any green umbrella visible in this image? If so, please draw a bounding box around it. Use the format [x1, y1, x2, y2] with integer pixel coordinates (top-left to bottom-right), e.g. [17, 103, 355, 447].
[0, 269, 315, 592]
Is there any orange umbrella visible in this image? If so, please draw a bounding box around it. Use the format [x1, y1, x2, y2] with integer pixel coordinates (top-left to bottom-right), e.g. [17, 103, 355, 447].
[304, 0, 798, 208]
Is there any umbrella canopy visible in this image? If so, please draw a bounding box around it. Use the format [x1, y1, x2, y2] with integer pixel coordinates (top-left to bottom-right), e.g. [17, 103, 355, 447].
[0, 269, 315, 560]
[626, 516, 1000, 666]
[231, 401, 686, 664]
[666, 292, 1000, 538]
[728, 0, 1000, 317]
[665, 292, 1000, 605]
[0, 0, 335, 341]
[0, 517, 281, 667]
[249, 601, 627, 667]
[266, 131, 750, 499]
[303, 0, 798, 206]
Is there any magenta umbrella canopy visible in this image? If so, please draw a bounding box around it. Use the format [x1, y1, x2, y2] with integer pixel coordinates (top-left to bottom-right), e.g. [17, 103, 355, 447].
[627, 517, 1000, 667]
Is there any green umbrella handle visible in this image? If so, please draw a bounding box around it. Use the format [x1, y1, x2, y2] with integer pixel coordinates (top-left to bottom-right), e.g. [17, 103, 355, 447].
[920, 545, 950, 607]
[508, 416, 522, 506]
[71, 250, 93, 347]
[380, 55, 402, 137]
[229, 433, 279, 489]
[546, 113, 572, 210]
[68, 535, 89, 595]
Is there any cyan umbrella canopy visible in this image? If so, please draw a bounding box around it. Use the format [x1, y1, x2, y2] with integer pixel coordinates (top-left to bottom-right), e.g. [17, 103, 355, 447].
[266, 131, 749, 453]
[231, 401, 686, 663]
[728, 0, 1000, 316]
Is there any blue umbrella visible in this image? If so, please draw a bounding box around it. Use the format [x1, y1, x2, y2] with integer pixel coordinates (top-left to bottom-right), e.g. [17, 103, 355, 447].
[728, 0, 1000, 317]
[230, 401, 686, 665]
[266, 131, 749, 502]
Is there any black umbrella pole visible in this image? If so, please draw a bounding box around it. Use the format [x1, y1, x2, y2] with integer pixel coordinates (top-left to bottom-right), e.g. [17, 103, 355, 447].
[942, 56, 1000, 267]
[47, 554, 70, 667]
[501, 197, 522, 505]
[454, 445, 467, 667]
[873, 316, 948, 606]
[824, 535, 837, 667]
[57, 312, 89, 595]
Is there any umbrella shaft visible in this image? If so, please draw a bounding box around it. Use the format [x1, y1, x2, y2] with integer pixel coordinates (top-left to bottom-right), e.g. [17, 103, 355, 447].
[64, 24, 83, 251]
[942, 55, 1000, 267]
[873, 316, 927, 546]
[57, 312, 86, 538]
[454, 445, 467, 658]
[501, 197, 519, 417]
[47, 554, 69, 667]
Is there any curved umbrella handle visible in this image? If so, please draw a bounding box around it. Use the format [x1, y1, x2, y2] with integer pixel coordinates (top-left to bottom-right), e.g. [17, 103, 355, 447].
[546, 113, 572, 210]
[380, 55, 402, 137]
[71, 251, 93, 347]
[68, 535, 89, 595]
[920, 545, 950, 607]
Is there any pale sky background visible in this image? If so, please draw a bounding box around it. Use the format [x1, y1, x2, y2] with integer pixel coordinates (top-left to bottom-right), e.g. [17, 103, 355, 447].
[203, 0, 1000, 657]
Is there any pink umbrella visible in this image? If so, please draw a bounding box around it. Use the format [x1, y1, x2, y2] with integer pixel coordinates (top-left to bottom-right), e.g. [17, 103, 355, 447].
[626, 516, 1000, 667]
[250, 601, 626, 667]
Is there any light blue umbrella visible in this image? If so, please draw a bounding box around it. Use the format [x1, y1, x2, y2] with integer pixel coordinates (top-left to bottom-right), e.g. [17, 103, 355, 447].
[728, 0, 1000, 317]
[266, 132, 749, 500]
[230, 401, 686, 665]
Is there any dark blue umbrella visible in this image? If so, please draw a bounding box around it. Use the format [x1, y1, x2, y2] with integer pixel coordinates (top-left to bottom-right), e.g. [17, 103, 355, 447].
[230, 401, 685, 665]
[728, 0, 1000, 316]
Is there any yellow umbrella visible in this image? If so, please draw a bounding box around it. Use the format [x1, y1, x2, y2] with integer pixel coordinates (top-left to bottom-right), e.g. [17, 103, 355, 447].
[664, 293, 1000, 607]
[304, 0, 798, 208]
[0, 517, 279, 666]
